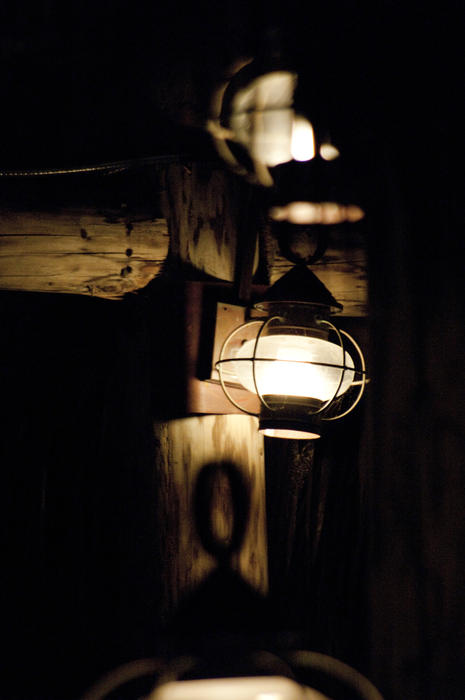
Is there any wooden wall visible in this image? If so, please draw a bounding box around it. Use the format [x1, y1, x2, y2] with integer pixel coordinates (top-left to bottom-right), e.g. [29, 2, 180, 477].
[1, 3, 465, 700]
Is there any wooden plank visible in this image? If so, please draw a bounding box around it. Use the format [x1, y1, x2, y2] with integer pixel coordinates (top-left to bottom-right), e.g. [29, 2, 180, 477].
[188, 378, 260, 415]
[153, 414, 267, 624]
[0, 210, 169, 298]
[0, 209, 165, 236]
[0, 161, 261, 297]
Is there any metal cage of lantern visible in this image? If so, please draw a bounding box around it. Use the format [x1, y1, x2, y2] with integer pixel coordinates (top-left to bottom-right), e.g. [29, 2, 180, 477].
[216, 314, 367, 422]
[80, 648, 384, 700]
[147, 651, 384, 700]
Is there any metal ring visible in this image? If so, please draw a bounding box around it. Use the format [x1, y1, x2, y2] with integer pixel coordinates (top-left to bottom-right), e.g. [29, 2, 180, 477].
[251, 315, 284, 412]
[216, 319, 264, 416]
[323, 328, 367, 421]
[308, 317, 347, 416]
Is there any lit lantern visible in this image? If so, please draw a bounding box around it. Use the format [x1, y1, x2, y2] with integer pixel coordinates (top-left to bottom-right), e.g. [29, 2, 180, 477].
[229, 70, 298, 169]
[215, 267, 367, 439]
[150, 676, 316, 700]
[207, 64, 295, 186]
[208, 59, 317, 187]
[207, 58, 366, 225]
[146, 652, 383, 700]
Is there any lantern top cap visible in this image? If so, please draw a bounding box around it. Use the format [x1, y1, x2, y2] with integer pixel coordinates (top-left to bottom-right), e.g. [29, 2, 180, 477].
[257, 265, 343, 313]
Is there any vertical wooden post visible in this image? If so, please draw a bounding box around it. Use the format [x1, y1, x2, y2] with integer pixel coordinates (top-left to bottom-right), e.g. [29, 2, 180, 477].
[162, 162, 258, 281]
[152, 162, 267, 624]
[153, 415, 267, 624]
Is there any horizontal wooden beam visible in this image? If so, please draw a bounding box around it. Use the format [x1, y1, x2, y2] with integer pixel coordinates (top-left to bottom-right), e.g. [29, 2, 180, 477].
[0, 208, 169, 298]
[0, 165, 369, 316]
[0, 163, 257, 299]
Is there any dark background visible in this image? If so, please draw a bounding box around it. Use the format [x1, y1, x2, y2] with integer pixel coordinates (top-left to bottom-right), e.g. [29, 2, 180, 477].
[2, 0, 459, 169]
[1, 2, 465, 699]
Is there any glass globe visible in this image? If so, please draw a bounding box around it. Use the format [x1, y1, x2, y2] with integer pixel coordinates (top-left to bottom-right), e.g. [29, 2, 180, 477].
[233, 335, 354, 404]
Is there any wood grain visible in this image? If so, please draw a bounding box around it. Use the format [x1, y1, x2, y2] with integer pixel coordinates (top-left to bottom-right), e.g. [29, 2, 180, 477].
[162, 162, 259, 282]
[153, 414, 267, 624]
[0, 209, 169, 298]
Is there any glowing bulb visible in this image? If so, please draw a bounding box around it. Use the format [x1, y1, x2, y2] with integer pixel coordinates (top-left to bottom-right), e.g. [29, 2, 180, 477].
[319, 143, 340, 161]
[291, 116, 315, 161]
[149, 677, 308, 700]
[283, 201, 320, 224]
[289, 201, 320, 224]
[320, 202, 343, 224]
[231, 71, 296, 167]
[269, 201, 365, 225]
[233, 335, 354, 402]
[345, 205, 365, 222]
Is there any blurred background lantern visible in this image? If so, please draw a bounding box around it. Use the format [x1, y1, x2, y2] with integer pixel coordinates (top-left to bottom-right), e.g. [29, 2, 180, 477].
[207, 38, 368, 278]
[207, 56, 299, 187]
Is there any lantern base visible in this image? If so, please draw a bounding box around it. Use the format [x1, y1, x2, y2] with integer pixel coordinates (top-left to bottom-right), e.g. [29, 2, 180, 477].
[259, 415, 322, 440]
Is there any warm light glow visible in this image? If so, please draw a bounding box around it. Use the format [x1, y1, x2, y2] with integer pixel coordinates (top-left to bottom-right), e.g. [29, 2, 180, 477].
[269, 201, 365, 225]
[230, 71, 297, 167]
[291, 116, 315, 161]
[251, 109, 294, 166]
[319, 142, 340, 161]
[233, 335, 354, 402]
[262, 427, 321, 440]
[345, 205, 365, 222]
[270, 202, 320, 224]
[216, 303, 367, 438]
[149, 677, 309, 700]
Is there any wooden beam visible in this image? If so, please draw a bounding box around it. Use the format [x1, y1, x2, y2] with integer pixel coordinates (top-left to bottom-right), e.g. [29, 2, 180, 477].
[0, 164, 368, 316]
[0, 207, 169, 298]
[0, 161, 259, 299]
[0, 166, 172, 299]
